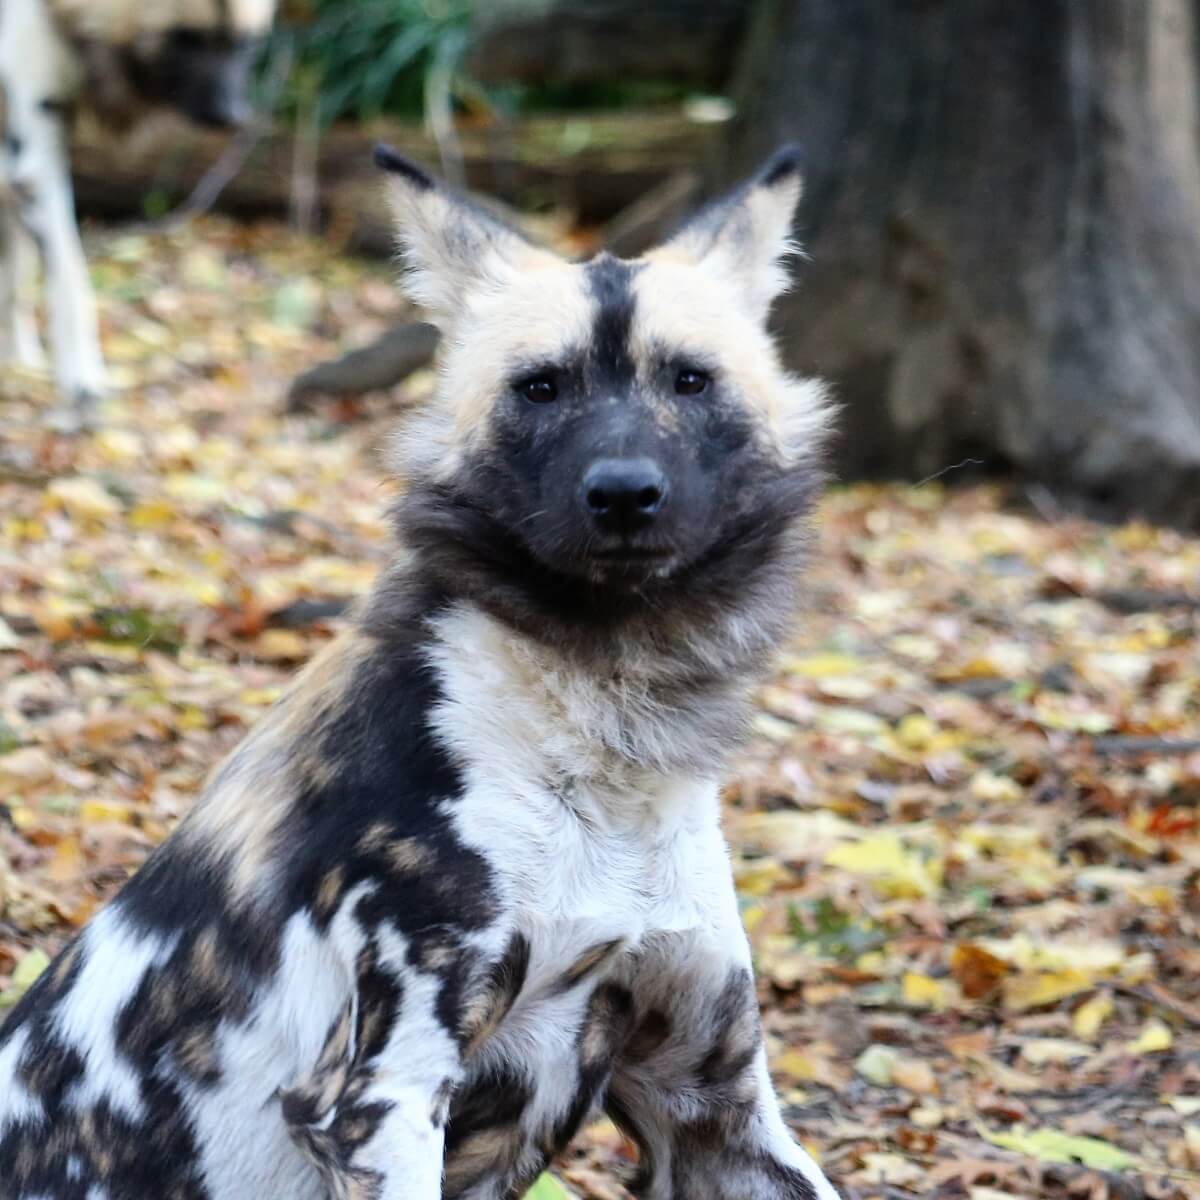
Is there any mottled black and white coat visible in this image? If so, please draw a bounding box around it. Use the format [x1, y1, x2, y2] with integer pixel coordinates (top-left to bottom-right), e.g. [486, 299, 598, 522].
[0, 0, 274, 402]
[0, 145, 840, 1200]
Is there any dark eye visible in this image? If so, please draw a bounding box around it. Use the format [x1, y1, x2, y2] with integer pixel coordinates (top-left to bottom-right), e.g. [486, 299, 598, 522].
[516, 376, 558, 404]
[675, 368, 709, 396]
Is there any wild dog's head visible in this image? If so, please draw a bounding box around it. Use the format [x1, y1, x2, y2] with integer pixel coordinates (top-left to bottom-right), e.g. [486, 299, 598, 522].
[377, 146, 833, 658]
[52, 0, 276, 127]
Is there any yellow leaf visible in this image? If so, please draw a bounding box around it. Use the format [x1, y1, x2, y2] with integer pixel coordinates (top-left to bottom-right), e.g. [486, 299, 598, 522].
[1019, 1038, 1093, 1065]
[902, 970, 952, 1010]
[253, 629, 309, 661]
[969, 770, 1023, 804]
[895, 713, 937, 750]
[1003, 969, 1092, 1011]
[46, 836, 84, 883]
[1129, 1019, 1173, 1054]
[739, 811, 860, 860]
[1072, 992, 1113, 1040]
[911, 1103, 945, 1129]
[524, 1174, 572, 1200]
[854, 1043, 898, 1087]
[93, 429, 143, 464]
[45, 476, 120, 519]
[976, 1124, 1133, 1172]
[978, 934, 1127, 974]
[79, 799, 133, 825]
[827, 834, 941, 899]
[1032, 701, 1113, 734]
[815, 677, 876, 701]
[783, 653, 863, 678]
[164, 473, 227, 505]
[129, 499, 177, 529]
[0, 947, 51, 1007]
[740, 903, 766, 937]
[888, 633, 940, 661]
[812, 706, 888, 737]
[774, 1050, 821, 1082]
[733, 856, 792, 896]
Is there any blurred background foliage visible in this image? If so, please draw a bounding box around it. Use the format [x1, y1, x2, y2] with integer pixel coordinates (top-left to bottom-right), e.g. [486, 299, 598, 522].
[261, 0, 697, 126]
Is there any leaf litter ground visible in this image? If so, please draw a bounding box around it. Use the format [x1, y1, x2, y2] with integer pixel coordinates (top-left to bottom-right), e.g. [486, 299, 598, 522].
[1, 217, 1199, 1199]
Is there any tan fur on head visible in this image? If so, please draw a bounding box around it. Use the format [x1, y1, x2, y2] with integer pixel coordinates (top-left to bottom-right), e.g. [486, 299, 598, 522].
[48, 0, 275, 44]
[381, 143, 832, 477]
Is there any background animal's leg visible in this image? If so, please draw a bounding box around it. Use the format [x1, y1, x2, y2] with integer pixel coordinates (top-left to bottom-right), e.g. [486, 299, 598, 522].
[608, 940, 839, 1200]
[0, 197, 45, 369]
[13, 104, 107, 402]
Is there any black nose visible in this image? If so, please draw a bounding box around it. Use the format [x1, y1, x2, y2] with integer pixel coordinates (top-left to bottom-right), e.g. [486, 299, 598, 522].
[581, 458, 668, 533]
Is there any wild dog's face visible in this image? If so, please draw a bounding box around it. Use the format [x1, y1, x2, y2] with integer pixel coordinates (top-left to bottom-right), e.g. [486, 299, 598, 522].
[56, 0, 276, 126]
[379, 147, 831, 616]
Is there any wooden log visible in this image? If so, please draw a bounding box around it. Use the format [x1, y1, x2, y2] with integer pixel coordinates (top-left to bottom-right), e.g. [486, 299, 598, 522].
[68, 108, 719, 245]
[288, 322, 439, 408]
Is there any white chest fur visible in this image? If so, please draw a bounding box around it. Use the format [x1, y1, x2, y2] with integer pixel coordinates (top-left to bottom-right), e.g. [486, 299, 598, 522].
[425, 605, 745, 958]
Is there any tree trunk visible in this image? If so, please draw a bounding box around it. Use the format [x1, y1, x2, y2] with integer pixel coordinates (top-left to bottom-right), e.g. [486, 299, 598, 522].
[724, 0, 1200, 526]
[467, 0, 750, 87]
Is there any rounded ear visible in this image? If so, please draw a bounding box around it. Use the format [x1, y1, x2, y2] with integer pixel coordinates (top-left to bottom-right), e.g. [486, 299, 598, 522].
[375, 145, 546, 327]
[648, 144, 805, 321]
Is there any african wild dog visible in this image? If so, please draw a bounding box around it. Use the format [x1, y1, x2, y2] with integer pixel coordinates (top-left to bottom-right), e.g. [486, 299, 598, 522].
[0, 0, 276, 403]
[0, 145, 840, 1199]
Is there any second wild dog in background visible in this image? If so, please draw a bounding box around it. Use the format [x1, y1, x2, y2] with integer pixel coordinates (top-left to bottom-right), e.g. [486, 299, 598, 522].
[0, 0, 276, 404]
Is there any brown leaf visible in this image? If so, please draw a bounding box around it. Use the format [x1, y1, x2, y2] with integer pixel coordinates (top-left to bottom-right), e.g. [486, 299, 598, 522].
[952, 943, 1010, 999]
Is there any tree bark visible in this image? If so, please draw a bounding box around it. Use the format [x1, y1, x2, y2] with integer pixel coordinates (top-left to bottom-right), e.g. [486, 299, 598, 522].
[724, 0, 1200, 526]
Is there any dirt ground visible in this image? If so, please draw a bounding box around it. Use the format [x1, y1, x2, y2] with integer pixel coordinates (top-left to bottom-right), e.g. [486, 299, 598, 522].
[1, 217, 1198, 1199]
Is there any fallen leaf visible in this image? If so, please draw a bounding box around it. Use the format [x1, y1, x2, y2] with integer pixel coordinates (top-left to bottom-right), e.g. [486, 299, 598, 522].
[1072, 992, 1114, 1040]
[855, 1152, 924, 1186]
[892, 1056, 938, 1095]
[826, 833, 942, 899]
[977, 1124, 1134, 1171]
[951, 943, 1009, 999]
[1129, 1019, 1173, 1054]
[1003, 969, 1093, 1011]
[45, 476, 120, 519]
[0, 947, 50, 1007]
[1018, 1038, 1093, 1065]
[854, 1043, 899, 1087]
[902, 970, 954, 1010]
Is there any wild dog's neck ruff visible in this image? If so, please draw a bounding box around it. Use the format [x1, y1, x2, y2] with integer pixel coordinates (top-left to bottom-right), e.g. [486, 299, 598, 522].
[364, 497, 816, 780]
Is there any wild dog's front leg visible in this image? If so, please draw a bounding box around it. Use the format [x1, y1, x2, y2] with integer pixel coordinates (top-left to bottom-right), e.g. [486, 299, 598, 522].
[609, 935, 839, 1200]
[285, 926, 530, 1199]
[283, 935, 459, 1198]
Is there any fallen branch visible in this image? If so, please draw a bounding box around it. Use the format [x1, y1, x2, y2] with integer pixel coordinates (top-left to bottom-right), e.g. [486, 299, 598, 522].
[1113, 981, 1200, 1029]
[288, 323, 439, 408]
[1094, 587, 1200, 614]
[1089, 736, 1200, 757]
